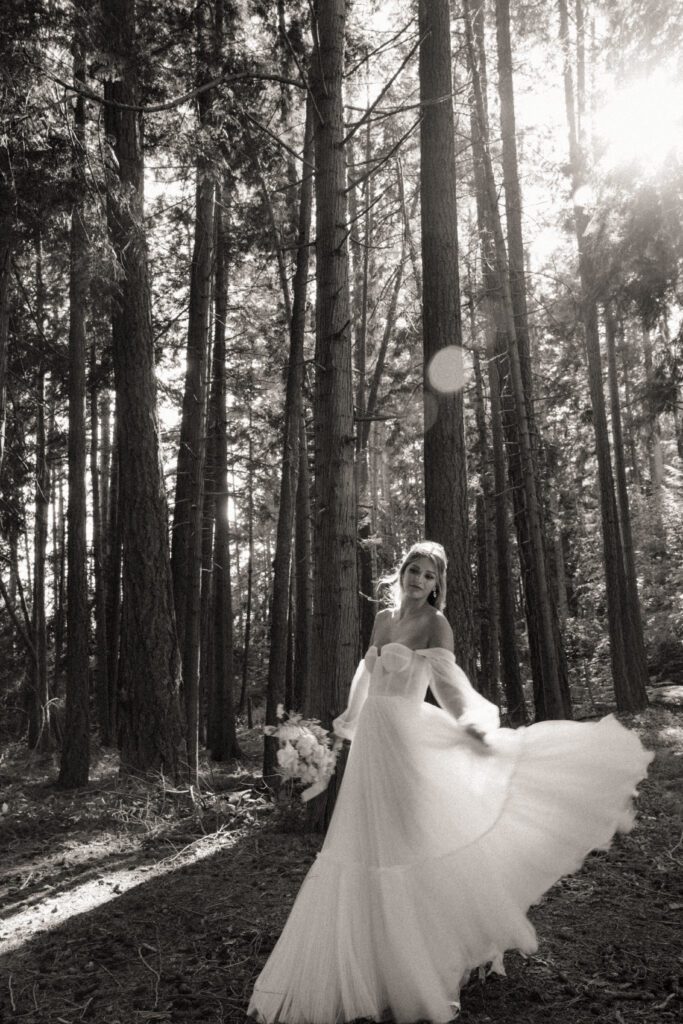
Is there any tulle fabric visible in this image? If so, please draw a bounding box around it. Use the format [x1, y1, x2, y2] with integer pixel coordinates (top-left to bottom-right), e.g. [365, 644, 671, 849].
[248, 643, 653, 1024]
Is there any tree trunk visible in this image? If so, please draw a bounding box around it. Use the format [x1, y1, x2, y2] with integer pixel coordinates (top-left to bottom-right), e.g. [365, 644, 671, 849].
[238, 431, 255, 714]
[309, 0, 359, 830]
[489, 350, 528, 724]
[495, 0, 535, 412]
[558, 0, 648, 712]
[285, 577, 295, 711]
[550, 489, 569, 624]
[605, 307, 649, 680]
[495, 0, 570, 705]
[0, 178, 11, 477]
[419, 0, 473, 675]
[360, 256, 405, 452]
[51, 466, 66, 694]
[90, 342, 111, 744]
[103, 0, 183, 774]
[397, 158, 421, 301]
[356, 197, 406, 654]
[100, 392, 111, 540]
[472, 346, 500, 704]
[207, 189, 240, 762]
[199, 387, 216, 748]
[673, 393, 683, 462]
[295, 412, 313, 715]
[170, 2, 218, 780]
[105, 418, 122, 741]
[59, 36, 90, 785]
[264, 97, 314, 783]
[28, 237, 51, 754]
[641, 324, 665, 533]
[354, 113, 375, 655]
[465, 0, 568, 719]
[619, 330, 641, 487]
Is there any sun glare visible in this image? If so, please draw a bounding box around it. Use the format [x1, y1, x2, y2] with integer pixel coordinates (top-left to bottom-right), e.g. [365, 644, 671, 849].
[595, 70, 683, 173]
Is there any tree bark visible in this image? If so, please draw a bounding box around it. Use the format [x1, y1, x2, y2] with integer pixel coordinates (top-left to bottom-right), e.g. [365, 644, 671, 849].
[489, 350, 528, 724]
[52, 467, 66, 694]
[105, 418, 122, 741]
[28, 237, 51, 754]
[295, 412, 313, 715]
[309, 0, 359, 829]
[264, 97, 314, 782]
[641, 324, 665, 533]
[558, 0, 648, 711]
[207, 188, 240, 762]
[59, 35, 91, 785]
[619, 330, 641, 487]
[472, 346, 500, 704]
[495, 0, 570, 705]
[103, 0, 183, 774]
[397, 158, 421, 302]
[199, 392, 216, 748]
[238, 429, 255, 714]
[419, 0, 473, 675]
[0, 179, 12, 477]
[605, 306, 649, 680]
[171, 0, 218, 780]
[90, 342, 111, 745]
[550, 489, 569, 624]
[353, 111, 375, 655]
[465, 0, 568, 718]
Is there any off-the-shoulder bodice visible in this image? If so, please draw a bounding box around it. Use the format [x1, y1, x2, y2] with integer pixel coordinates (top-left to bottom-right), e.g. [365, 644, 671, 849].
[332, 642, 500, 743]
[367, 642, 435, 703]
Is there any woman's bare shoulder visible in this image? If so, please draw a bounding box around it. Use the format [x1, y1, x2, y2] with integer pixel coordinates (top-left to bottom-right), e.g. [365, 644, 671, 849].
[370, 607, 392, 644]
[429, 611, 454, 651]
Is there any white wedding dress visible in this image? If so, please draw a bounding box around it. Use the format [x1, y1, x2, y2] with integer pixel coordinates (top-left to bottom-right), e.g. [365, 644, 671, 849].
[248, 643, 653, 1024]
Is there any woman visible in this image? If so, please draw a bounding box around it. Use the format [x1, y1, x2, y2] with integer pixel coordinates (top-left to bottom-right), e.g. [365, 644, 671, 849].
[249, 541, 652, 1024]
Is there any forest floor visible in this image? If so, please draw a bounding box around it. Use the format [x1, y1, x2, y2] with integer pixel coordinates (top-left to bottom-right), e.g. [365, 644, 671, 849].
[0, 703, 681, 1024]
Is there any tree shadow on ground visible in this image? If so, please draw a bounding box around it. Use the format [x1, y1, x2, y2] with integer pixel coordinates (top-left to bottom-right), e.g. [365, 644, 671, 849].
[0, 708, 680, 1024]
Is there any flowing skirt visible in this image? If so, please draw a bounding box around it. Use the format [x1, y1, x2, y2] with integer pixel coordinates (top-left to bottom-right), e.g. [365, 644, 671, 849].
[248, 696, 653, 1024]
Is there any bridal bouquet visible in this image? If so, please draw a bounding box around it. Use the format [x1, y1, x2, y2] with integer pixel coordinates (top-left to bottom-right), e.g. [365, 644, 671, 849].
[264, 705, 342, 802]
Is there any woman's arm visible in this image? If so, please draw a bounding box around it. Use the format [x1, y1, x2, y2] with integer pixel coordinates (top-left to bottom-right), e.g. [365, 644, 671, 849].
[425, 619, 499, 742]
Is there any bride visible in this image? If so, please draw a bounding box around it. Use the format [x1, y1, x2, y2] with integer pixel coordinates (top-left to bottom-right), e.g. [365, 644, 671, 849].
[248, 541, 653, 1024]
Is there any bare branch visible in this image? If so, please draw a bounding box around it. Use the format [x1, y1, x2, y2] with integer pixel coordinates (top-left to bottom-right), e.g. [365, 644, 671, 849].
[344, 117, 422, 194]
[46, 68, 304, 114]
[343, 33, 425, 146]
[345, 20, 418, 78]
[241, 111, 304, 166]
[0, 575, 36, 661]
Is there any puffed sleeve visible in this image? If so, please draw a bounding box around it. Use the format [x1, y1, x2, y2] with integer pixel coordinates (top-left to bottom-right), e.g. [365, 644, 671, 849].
[332, 648, 377, 741]
[418, 647, 500, 738]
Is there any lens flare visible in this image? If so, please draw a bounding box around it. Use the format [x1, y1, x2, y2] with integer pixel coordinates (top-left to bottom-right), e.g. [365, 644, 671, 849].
[426, 346, 469, 394]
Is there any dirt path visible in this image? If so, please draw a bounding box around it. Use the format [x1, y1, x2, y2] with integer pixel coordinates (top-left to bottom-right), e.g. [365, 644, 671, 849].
[0, 708, 681, 1024]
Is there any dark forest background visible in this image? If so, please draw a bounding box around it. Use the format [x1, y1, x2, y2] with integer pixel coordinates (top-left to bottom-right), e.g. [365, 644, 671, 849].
[1, 0, 682, 804]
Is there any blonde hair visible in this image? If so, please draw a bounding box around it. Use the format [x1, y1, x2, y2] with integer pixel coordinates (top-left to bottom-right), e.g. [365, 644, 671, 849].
[378, 541, 448, 611]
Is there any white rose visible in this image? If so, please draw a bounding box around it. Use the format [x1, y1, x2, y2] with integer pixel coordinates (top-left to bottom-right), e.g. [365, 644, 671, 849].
[277, 742, 300, 777]
[296, 734, 317, 759]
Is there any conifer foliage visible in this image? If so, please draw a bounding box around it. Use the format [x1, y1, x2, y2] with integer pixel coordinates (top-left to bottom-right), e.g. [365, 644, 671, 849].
[1, 0, 681, 797]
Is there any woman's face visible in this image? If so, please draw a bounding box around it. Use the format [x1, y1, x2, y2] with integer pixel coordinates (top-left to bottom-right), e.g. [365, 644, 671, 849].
[401, 556, 438, 600]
